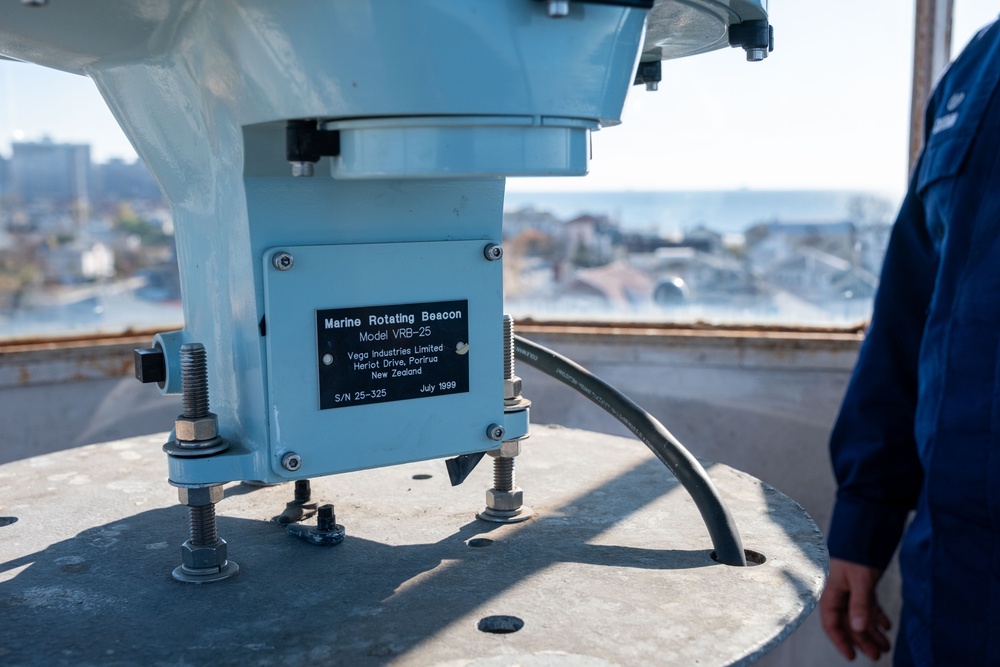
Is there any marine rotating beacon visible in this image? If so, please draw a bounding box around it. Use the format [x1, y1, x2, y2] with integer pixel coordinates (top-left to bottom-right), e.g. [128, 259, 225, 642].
[0, 0, 777, 582]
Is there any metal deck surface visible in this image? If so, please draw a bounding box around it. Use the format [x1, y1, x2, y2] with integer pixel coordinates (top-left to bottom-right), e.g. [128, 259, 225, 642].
[0, 425, 826, 666]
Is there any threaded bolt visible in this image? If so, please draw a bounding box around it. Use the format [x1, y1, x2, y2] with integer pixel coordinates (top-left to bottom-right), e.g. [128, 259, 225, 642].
[503, 314, 515, 381]
[189, 504, 218, 546]
[180, 343, 210, 419]
[294, 480, 311, 503]
[493, 457, 515, 493]
[317, 504, 336, 532]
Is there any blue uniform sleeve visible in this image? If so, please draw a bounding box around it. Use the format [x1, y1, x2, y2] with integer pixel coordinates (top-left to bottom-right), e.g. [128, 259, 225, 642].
[827, 174, 936, 570]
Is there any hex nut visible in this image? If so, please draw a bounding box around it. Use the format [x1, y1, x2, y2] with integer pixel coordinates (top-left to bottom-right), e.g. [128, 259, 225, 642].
[486, 487, 524, 511]
[181, 539, 228, 569]
[175, 413, 219, 442]
[504, 376, 523, 401]
[177, 485, 224, 506]
[487, 441, 522, 458]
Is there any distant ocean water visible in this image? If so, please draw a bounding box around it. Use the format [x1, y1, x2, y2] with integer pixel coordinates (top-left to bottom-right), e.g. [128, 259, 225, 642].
[502, 190, 902, 236]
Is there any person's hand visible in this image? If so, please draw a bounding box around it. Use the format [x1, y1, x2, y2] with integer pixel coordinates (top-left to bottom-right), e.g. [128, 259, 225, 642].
[820, 557, 892, 661]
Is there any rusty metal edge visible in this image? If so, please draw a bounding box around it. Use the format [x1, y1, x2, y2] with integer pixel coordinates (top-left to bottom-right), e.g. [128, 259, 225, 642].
[0, 321, 864, 389]
[0, 327, 164, 354]
[515, 319, 866, 347]
[0, 321, 867, 352]
[0, 328, 165, 388]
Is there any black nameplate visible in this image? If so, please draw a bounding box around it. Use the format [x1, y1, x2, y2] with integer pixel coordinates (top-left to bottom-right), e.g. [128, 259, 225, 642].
[316, 300, 470, 409]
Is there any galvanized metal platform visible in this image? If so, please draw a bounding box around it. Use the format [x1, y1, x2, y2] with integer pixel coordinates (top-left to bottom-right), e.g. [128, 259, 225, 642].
[0, 425, 826, 666]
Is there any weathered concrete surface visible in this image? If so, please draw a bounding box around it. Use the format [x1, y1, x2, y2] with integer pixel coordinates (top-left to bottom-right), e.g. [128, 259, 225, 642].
[513, 330, 896, 667]
[0, 425, 826, 666]
[0, 338, 181, 464]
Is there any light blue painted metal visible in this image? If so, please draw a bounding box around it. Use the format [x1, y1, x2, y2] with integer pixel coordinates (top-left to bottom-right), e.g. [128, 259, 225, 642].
[503, 408, 531, 445]
[328, 116, 599, 179]
[0, 1, 769, 75]
[152, 329, 186, 396]
[262, 240, 507, 478]
[0, 0, 768, 487]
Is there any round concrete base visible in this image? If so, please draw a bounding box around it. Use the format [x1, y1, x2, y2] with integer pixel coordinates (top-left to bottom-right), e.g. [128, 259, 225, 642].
[0, 425, 826, 666]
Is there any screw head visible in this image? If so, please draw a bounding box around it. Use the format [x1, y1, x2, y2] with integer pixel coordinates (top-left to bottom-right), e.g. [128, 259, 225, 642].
[547, 0, 569, 18]
[272, 252, 294, 271]
[281, 452, 302, 472]
[484, 244, 503, 261]
[746, 48, 767, 62]
[486, 424, 506, 441]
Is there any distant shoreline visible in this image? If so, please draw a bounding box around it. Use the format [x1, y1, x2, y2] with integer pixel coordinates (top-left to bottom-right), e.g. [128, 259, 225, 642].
[502, 189, 901, 236]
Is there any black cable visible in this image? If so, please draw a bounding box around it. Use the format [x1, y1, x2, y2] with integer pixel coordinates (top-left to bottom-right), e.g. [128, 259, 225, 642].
[513, 335, 748, 566]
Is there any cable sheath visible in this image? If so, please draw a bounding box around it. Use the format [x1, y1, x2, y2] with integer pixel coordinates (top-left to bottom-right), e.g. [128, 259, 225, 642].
[514, 335, 747, 566]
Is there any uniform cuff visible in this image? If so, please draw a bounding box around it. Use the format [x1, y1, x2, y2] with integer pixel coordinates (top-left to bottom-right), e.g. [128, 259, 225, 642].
[827, 495, 910, 570]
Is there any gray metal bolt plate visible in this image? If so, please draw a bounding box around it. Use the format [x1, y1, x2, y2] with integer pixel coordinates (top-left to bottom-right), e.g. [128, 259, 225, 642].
[172, 560, 239, 584]
[477, 505, 534, 524]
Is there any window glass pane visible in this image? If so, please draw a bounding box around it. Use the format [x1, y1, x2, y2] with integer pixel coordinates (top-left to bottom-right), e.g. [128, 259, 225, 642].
[0, 65, 181, 340]
[504, 0, 998, 326]
[1, 2, 997, 340]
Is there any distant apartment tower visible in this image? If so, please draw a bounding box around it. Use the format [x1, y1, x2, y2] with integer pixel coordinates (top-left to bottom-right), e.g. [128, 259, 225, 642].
[93, 157, 163, 203]
[10, 139, 90, 205]
[0, 154, 8, 196]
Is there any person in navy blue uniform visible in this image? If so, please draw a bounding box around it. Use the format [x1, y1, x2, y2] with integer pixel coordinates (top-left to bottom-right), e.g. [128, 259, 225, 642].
[819, 17, 1000, 665]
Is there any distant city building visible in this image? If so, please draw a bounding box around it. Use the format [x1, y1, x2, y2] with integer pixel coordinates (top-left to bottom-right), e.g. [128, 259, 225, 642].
[855, 222, 892, 275]
[0, 154, 9, 197]
[9, 139, 91, 205]
[503, 207, 563, 239]
[39, 240, 115, 284]
[565, 214, 620, 267]
[93, 158, 162, 203]
[768, 246, 878, 303]
[744, 220, 856, 270]
[560, 261, 653, 307]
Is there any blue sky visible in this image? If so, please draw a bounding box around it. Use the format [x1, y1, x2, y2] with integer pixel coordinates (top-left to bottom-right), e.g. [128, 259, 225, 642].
[1, 2, 997, 198]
